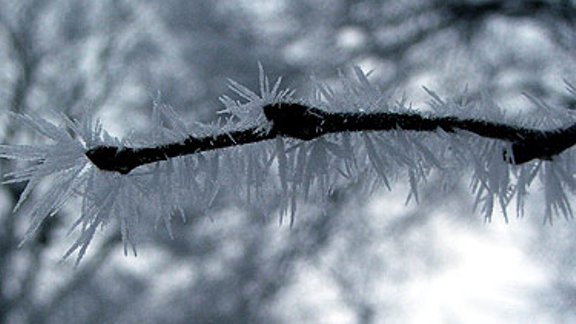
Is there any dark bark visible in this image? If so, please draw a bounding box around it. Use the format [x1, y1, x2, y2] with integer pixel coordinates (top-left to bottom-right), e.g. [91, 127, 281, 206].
[86, 103, 576, 174]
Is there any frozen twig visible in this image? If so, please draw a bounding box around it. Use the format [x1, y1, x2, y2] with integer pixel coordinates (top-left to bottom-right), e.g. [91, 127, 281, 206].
[86, 102, 576, 174]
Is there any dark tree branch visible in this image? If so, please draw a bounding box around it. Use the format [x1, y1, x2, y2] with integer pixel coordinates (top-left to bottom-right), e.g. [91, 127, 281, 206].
[444, 0, 576, 21]
[86, 103, 576, 174]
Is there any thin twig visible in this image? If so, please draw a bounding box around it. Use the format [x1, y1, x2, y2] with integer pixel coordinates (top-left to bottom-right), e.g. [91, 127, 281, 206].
[86, 103, 576, 174]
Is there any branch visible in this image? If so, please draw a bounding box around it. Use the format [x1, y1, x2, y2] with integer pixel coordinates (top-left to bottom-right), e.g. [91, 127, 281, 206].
[445, 0, 576, 20]
[86, 103, 576, 174]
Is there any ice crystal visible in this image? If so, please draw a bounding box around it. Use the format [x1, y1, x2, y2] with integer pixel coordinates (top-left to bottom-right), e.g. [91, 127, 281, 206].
[2, 68, 576, 262]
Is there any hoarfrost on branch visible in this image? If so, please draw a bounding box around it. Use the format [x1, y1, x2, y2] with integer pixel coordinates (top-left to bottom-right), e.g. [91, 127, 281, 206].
[2, 66, 576, 262]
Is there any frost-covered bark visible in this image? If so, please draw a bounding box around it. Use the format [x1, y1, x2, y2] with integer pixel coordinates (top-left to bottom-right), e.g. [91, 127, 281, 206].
[2, 67, 576, 262]
[86, 102, 576, 173]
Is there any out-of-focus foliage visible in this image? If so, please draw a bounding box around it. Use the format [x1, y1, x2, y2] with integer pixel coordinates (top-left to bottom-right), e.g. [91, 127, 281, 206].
[0, 0, 575, 323]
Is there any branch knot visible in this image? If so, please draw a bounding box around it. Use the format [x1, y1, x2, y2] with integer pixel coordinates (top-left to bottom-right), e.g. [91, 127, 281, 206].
[263, 103, 328, 140]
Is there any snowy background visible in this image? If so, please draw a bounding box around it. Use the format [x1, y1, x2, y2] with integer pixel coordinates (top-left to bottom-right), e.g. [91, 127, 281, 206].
[0, 1, 575, 323]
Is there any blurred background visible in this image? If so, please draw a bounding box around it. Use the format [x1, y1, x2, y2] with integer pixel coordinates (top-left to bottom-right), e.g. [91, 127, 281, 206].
[0, 0, 575, 323]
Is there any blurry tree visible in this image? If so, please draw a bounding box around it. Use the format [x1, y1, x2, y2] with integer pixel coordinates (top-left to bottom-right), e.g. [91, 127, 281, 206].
[0, 0, 575, 323]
